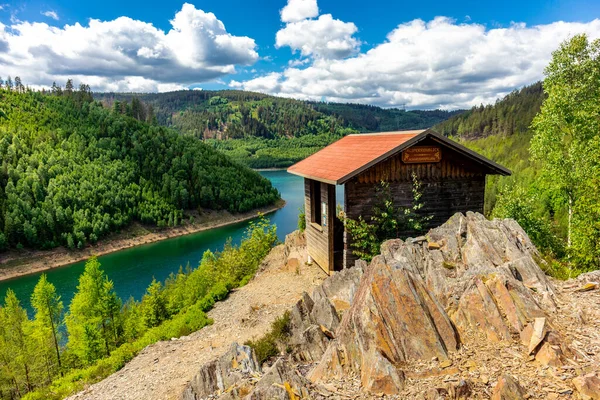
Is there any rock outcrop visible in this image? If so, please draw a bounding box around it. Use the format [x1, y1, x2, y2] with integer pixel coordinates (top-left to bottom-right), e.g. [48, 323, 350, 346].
[182, 343, 260, 400]
[310, 212, 560, 395]
[181, 212, 600, 399]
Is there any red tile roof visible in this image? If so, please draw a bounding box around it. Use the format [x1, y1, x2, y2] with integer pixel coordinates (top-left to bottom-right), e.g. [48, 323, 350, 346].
[287, 129, 511, 184]
[288, 130, 425, 184]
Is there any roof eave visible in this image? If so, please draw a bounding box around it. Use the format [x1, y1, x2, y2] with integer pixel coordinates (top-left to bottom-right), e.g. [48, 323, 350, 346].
[286, 169, 338, 185]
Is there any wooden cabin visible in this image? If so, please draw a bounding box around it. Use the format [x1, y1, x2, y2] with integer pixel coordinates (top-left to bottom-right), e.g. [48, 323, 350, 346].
[287, 129, 511, 274]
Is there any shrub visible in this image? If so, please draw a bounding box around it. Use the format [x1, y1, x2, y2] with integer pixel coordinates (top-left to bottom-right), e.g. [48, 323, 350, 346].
[297, 205, 306, 232]
[245, 311, 291, 365]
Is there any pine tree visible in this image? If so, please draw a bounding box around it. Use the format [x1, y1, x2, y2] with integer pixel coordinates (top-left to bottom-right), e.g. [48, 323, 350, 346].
[31, 274, 63, 377]
[14, 76, 24, 93]
[65, 257, 123, 364]
[64, 79, 74, 96]
[1, 290, 34, 393]
[142, 279, 169, 328]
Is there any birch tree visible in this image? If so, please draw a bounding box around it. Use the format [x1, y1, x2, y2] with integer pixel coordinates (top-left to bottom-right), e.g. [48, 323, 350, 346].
[530, 34, 600, 268]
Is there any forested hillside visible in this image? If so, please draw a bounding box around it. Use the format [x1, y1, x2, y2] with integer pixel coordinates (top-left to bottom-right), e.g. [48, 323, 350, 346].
[95, 90, 458, 168]
[0, 86, 279, 252]
[311, 102, 461, 132]
[96, 90, 459, 139]
[435, 82, 545, 138]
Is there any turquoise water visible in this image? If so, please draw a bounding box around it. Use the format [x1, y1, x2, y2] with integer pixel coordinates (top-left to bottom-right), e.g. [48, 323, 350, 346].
[0, 170, 342, 315]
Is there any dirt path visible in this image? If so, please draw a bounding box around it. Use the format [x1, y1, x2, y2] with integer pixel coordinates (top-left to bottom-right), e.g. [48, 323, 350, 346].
[68, 232, 327, 400]
[0, 201, 284, 282]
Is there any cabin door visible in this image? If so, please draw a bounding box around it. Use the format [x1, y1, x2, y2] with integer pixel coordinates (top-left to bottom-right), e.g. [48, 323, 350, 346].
[333, 213, 344, 271]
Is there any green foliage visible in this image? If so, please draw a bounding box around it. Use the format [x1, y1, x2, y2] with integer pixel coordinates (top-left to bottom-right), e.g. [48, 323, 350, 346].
[0, 86, 280, 252]
[30, 275, 64, 378]
[141, 279, 168, 329]
[492, 187, 564, 258]
[297, 205, 306, 232]
[344, 178, 432, 262]
[245, 311, 291, 365]
[0, 290, 36, 396]
[13, 217, 278, 399]
[530, 34, 600, 270]
[65, 257, 123, 366]
[343, 216, 379, 262]
[435, 82, 545, 138]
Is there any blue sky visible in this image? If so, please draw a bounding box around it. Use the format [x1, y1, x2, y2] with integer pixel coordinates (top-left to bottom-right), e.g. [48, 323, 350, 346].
[1, 0, 599, 108]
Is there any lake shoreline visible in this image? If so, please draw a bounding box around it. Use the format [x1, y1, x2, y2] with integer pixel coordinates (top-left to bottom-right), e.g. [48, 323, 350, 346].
[252, 167, 288, 171]
[0, 200, 285, 282]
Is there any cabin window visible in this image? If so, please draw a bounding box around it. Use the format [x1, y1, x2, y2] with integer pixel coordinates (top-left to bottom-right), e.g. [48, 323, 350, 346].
[311, 180, 322, 226]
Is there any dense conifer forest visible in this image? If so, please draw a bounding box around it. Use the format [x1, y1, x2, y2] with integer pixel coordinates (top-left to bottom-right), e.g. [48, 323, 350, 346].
[0, 83, 279, 252]
[434, 82, 545, 138]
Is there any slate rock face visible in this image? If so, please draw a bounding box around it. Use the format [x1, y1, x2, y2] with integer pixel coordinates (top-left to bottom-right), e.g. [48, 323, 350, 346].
[287, 264, 364, 363]
[309, 212, 559, 395]
[182, 343, 260, 400]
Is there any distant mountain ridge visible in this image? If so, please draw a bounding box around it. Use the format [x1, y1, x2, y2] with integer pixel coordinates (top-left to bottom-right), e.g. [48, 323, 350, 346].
[434, 82, 545, 138]
[94, 90, 462, 139]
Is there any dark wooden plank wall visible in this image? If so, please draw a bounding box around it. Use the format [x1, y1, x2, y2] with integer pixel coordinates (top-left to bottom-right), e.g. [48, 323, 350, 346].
[304, 178, 336, 273]
[343, 141, 487, 269]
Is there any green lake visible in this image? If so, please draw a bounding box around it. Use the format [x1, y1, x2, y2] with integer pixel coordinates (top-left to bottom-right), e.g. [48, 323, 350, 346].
[0, 170, 342, 315]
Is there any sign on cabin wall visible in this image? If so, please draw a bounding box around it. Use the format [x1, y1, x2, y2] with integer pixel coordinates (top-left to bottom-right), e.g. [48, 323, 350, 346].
[402, 146, 442, 164]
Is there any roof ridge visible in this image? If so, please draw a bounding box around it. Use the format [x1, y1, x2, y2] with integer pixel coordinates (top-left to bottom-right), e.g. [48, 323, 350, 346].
[348, 130, 426, 137]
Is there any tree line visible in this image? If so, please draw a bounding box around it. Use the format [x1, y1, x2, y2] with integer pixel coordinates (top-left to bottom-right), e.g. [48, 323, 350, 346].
[434, 82, 545, 138]
[0, 218, 277, 399]
[0, 83, 280, 252]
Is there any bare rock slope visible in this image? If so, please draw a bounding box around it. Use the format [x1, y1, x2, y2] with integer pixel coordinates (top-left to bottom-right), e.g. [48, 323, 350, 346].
[185, 212, 600, 400]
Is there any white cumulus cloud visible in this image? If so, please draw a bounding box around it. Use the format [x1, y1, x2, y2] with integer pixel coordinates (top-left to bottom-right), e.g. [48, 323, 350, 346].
[235, 17, 600, 109]
[41, 10, 59, 20]
[0, 3, 259, 92]
[276, 14, 360, 59]
[280, 0, 318, 23]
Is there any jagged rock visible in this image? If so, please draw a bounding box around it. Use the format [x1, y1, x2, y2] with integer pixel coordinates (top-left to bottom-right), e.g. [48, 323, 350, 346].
[573, 372, 600, 400]
[311, 264, 364, 313]
[491, 375, 527, 400]
[534, 331, 567, 366]
[246, 357, 312, 400]
[576, 270, 600, 283]
[310, 255, 458, 394]
[182, 343, 260, 400]
[528, 317, 547, 354]
[287, 292, 333, 363]
[309, 212, 559, 396]
[286, 266, 364, 363]
[309, 297, 340, 332]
